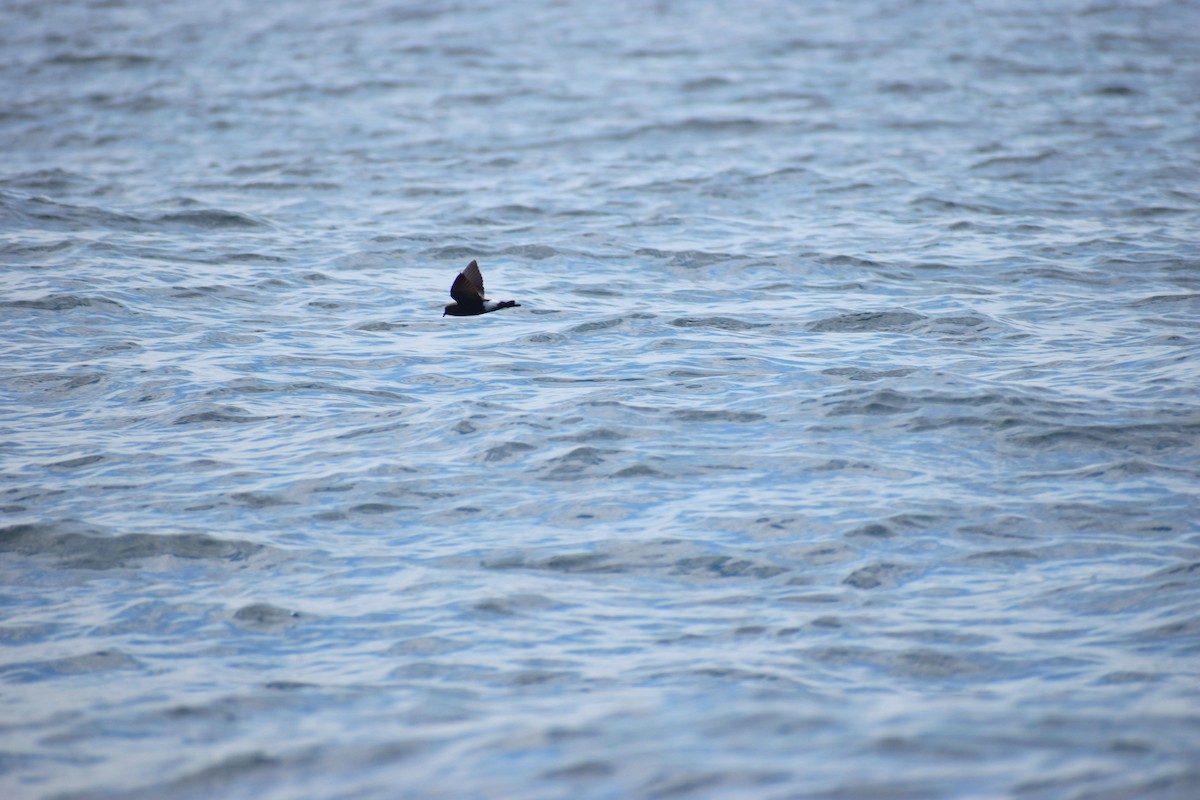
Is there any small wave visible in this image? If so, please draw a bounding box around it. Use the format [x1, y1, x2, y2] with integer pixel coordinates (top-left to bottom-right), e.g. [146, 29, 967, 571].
[1129, 293, 1200, 309]
[0, 192, 143, 231]
[45, 52, 156, 67]
[610, 463, 666, 478]
[672, 409, 765, 423]
[0, 522, 266, 569]
[810, 308, 1001, 338]
[774, 37, 843, 53]
[808, 311, 925, 333]
[741, 165, 817, 185]
[570, 317, 627, 334]
[971, 150, 1057, 171]
[814, 254, 884, 268]
[357, 321, 409, 331]
[423, 245, 485, 261]
[4, 370, 106, 397]
[623, 46, 699, 59]
[911, 194, 1008, 215]
[842, 562, 919, 589]
[122, 751, 288, 798]
[517, 331, 568, 345]
[801, 645, 1002, 681]
[829, 387, 1071, 427]
[153, 209, 270, 229]
[535, 445, 674, 482]
[229, 180, 341, 192]
[173, 409, 275, 426]
[0, 294, 127, 312]
[471, 593, 568, 618]
[203, 379, 413, 404]
[1025, 459, 1198, 483]
[502, 244, 558, 260]
[0, 650, 140, 683]
[822, 367, 915, 382]
[545, 445, 611, 468]
[331, 419, 410, 443]
[1101, 81, 1143, 97]
[842, 522, 895, 540]
[230, 492, 293, 509]
[634, 248, 737, 268]
[1124, 205, 1190, 218]
[6, 238, 76, 257]
[0, 168, 93, 191]
[481, 441, 537, 463]
[878, 79, 952, 94]
[960, 549, 1042, 567]
[681, 76, 733, 91]
[824, 388, 913, 416]
[557, 425, 631, 445]
[1006, 420, 1200, 455]
[349, 502, 411, 515]
[532, 375, 646, 385]
[47, 454, 106, 470]
[484, 203, 542, 216]
[227, 252, 288, 264]
[476, 538, 791, 581]
[231, 603, 304, 632]
[1014, 265, 1110, 286]
[672, 555, 788, 579]
[670, 316, 767, 331]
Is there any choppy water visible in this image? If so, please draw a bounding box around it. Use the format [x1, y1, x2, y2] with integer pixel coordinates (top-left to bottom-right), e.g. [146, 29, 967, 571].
[3, 0, 1200, 797]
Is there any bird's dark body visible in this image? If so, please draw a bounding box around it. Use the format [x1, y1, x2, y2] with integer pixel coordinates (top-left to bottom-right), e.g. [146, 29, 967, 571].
[443, 260, 520, 316]
[443, 298, 519, 316]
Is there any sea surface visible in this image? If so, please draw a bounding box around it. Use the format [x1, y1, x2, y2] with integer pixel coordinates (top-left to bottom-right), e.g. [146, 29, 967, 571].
[2, 0, 1199, 797]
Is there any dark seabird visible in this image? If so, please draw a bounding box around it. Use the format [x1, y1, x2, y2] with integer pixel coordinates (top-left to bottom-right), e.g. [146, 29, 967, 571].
[443, 260, 521, 316]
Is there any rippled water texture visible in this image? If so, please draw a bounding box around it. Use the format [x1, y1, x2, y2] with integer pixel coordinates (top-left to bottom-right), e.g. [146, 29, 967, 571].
[3, 0, 1200, 797]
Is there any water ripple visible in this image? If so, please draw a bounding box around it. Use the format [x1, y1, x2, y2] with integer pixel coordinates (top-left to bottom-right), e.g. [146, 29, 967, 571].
[3, 0, 1199, 797]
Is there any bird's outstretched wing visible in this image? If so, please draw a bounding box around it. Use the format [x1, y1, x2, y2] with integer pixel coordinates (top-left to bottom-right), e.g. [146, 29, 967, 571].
[450, 260, 485, 304]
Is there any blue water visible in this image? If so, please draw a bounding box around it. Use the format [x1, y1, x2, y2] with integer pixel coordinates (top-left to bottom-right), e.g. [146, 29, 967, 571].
[3, 0, 1199, 797]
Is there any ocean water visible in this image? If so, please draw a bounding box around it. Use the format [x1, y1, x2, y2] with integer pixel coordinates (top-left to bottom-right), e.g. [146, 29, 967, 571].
[2, 0, 1199, 797]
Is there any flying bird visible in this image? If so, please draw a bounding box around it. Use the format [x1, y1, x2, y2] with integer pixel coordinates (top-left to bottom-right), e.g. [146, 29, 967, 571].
[443, 260, 521, 316]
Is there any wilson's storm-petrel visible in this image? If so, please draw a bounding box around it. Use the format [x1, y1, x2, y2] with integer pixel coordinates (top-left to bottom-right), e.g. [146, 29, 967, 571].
[443, 260, 520, 316]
